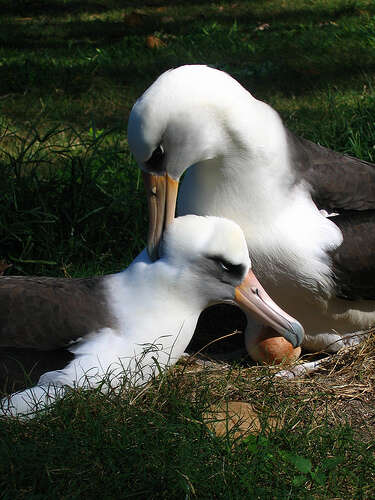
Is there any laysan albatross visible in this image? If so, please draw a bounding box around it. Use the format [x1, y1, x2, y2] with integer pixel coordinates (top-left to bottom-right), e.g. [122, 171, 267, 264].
[128, 64, 375, 355]
[0, 215, 303, 417]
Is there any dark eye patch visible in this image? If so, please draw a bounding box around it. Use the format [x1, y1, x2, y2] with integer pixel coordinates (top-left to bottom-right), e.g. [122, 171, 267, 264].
[145, 145, 164, 172]
[207, 255, 246, 279]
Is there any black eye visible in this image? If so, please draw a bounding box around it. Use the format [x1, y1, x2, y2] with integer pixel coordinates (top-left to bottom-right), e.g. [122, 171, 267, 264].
[145, 145, 164, 172]
[208, 255, 245, 278]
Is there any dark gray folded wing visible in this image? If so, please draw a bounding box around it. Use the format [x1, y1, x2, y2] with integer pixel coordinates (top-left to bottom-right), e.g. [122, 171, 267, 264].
[0, 276, 115, 349]
[329, 211, 375, 300]
[287, 129, 375, 211]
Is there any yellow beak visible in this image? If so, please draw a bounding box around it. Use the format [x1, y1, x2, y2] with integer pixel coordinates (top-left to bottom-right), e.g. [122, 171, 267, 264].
[143, 172, 179, 261]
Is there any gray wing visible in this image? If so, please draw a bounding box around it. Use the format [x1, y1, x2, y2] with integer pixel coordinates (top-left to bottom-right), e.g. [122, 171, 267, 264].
[286, 129, 375, 299]
[287, 129, 375, 211]
[0, 276, 115, 349]
[330, 211, 375, 300]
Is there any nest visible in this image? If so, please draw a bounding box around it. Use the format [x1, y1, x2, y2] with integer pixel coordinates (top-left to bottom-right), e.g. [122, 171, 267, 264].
[177, 328, 375, 442]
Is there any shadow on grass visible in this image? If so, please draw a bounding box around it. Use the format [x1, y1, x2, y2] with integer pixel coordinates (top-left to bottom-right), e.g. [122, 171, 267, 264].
[0, 0, 110, 17]
[0, 347, 74, 394]
[2, 1, 374, 43]
[1, 0, 372, 20]
[1, 36, 374, 104]
[0, 0, 374, 106]
[0, 2, 374, 135]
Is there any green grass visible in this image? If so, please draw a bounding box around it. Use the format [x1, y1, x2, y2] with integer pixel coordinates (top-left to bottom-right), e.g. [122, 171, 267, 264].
[1, 365, 374, 499]
[1, 0, 375, 130]
[1, 1, 375, 497]
[0, 123, 146, 275]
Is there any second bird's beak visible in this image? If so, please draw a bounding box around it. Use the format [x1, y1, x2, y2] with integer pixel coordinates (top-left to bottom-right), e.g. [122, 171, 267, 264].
[143, 171, 179, 261]
[234, 270, 304, 347]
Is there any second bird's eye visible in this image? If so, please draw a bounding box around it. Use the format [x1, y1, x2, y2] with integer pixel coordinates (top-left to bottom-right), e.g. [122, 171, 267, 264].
[219, 261, 230, 272]
[208, 255, 245, 278]
[145, 145, 164, 172]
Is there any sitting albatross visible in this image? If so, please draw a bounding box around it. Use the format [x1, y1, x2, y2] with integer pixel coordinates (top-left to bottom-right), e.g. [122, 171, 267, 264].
[0, 215, 302, 417]
[127, 64, 375, 354]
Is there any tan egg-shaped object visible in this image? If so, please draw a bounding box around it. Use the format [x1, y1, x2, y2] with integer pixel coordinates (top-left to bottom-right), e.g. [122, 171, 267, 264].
[247, 326, 302, 364]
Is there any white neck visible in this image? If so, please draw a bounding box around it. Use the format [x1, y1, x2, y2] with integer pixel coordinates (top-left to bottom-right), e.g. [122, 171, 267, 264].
[179, 96, 294, 215]
[177, 100, 343, 295]
[104, 250, 204, 363]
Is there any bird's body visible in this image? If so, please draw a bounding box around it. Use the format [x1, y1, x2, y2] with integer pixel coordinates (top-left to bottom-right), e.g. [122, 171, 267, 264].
[178, 133, 375, 351]
[0, 252, 198, 415]
[0, 215, 302, 417]
[128, 65, 375, 353]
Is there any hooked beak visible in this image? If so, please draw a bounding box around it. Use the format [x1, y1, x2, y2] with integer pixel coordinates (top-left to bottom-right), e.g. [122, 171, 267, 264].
[143, 172, 179, 261]
[234, 270, 304, 347]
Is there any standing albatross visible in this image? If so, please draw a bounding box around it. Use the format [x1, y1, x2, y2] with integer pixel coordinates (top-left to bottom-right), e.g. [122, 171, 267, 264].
[0, 215, 302, 417]
[128, 64, 375, 354]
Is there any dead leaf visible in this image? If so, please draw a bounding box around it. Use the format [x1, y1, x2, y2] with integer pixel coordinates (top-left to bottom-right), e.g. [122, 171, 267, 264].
[146, 35, 166, 49]
[204, 401, 262, 439]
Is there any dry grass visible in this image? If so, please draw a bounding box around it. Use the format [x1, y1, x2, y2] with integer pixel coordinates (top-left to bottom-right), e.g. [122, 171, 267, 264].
[179, 329, 375, 443]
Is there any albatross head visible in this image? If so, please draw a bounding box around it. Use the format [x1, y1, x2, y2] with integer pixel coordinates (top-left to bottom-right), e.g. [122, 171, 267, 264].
[128, 65, 252, 261]
[159, 215, 304, 347]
